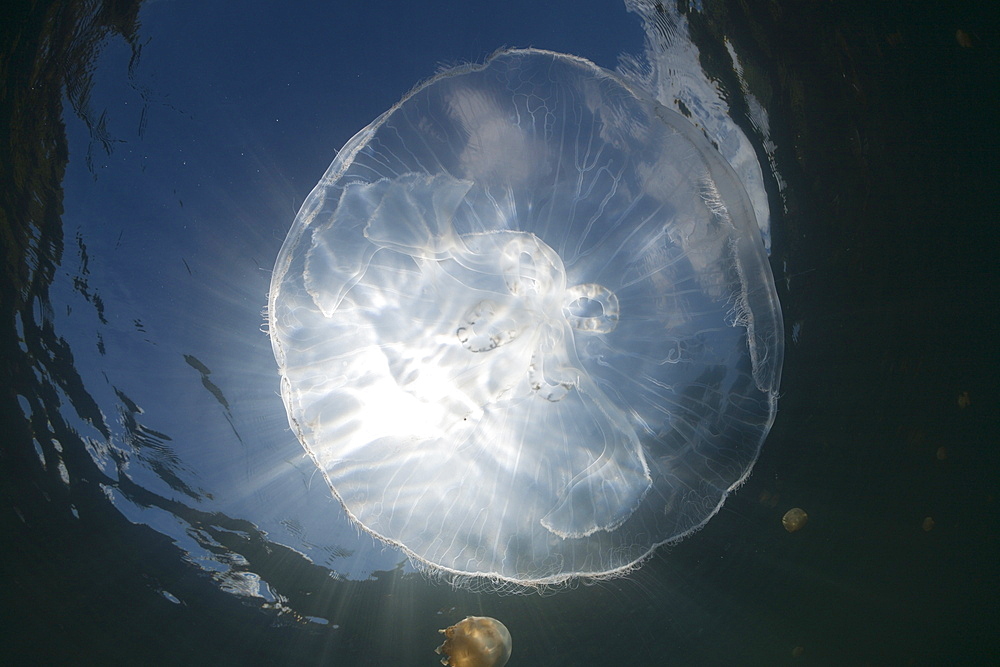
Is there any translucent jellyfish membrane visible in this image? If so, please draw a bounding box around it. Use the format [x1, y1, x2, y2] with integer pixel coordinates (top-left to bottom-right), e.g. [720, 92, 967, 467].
[268, 49, 783, 587]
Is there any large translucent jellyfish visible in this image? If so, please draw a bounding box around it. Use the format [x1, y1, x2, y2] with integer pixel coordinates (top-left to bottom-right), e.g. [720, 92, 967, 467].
[268, 49, 783, 587]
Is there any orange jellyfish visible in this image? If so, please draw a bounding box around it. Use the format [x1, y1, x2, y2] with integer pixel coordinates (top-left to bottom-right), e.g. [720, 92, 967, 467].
[436, 616, 512, 667]
[782, 507, 808, 532]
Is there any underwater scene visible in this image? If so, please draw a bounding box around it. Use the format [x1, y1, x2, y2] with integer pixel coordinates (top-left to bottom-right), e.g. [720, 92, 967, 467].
[2, 1, 996, 665]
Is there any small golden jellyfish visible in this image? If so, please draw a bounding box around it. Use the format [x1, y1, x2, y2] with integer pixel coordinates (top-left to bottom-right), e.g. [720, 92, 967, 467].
[957, 391, 971, 409]
[936, 446, 948, 461]
[758, 489, 779, 508]
[923, 517, 935, 532]
[782, 507, 808, 533]
[436, 616, 512, 667]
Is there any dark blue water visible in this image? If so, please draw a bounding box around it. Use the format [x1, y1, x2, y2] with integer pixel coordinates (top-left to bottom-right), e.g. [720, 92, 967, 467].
[2, 1, 996, 665]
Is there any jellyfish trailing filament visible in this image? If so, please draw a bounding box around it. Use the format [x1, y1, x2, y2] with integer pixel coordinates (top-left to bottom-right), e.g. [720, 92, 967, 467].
[268, 49, 783, 587]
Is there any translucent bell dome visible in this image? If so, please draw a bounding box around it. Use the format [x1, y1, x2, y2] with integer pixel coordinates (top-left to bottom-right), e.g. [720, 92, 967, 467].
[268, 48, 783, 587]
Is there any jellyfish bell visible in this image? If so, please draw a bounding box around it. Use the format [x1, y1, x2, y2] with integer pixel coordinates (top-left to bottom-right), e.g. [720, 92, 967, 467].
[268, 49, 783, 587]
[436, 616, 512, 667]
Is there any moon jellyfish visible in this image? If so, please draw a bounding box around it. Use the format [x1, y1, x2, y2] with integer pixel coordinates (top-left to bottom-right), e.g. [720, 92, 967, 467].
[436, 616, 512, 667]
[268, 49, 783, 586]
